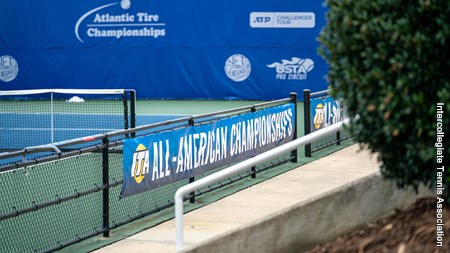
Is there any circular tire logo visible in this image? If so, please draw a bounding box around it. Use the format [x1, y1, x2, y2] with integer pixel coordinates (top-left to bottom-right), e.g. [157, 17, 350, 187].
[0, 55, 19, 82]
[224, 54, 251, 82]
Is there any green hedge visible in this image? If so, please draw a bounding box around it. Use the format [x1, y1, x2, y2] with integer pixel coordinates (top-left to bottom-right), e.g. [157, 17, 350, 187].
[319, 0, 449, 194]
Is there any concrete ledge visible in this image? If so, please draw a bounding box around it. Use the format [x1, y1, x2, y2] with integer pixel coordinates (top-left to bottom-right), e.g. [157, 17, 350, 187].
[181, 172, 432, 253]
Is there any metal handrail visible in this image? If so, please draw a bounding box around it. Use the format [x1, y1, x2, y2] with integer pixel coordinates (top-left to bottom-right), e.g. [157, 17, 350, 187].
[310, 89, 330, 97]
[0, 144, 62, 163]
[174, 118, 350, 251]
[24, 144, 62, 154]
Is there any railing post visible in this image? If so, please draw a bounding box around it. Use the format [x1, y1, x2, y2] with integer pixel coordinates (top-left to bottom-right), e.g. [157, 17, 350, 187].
[303, 90, 312, 157]
[102, 138, 110, 237]
[188, 117, 196, 204]
[290, 92, 298, 163]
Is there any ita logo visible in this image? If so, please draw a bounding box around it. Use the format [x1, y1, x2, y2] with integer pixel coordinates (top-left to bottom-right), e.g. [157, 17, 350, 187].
[131, 144, 150, 184]
[0, 55, 19, 82]
[224, 54, 251, 82]
[267, 57, 314, 81]
[313, 103, 324, 129]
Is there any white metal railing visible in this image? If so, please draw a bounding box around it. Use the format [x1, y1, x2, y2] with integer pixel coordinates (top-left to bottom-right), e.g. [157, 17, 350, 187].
[174, 118, 351, 251]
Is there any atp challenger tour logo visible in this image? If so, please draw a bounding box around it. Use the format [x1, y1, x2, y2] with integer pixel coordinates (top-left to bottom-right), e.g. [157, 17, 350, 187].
[250, 12, 315, 28]
[267, 57, 314, 81]
[75, 0, 166, 43]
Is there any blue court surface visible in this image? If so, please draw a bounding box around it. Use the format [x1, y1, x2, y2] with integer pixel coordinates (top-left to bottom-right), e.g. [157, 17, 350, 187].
[0, 114, 185, 166]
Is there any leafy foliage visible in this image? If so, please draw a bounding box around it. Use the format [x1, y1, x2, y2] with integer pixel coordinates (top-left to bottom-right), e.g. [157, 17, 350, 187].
[319, 0, 450, 192]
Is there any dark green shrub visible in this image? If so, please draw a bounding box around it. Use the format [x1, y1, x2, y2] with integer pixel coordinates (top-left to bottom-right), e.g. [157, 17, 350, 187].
[319, 0, 449, 193]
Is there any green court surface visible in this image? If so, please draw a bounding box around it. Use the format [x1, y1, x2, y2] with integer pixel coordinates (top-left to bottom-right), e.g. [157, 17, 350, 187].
[136, 100, 261, 115]
[134, 99, 306, 141]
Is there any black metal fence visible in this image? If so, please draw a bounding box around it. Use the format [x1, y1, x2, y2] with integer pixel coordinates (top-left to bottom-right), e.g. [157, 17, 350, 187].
[0, 94, 297, 253]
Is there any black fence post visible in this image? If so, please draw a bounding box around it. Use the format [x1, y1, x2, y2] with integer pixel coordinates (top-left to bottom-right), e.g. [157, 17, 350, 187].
[290, 92, 299, 163]
[336, 98, 343, 146]
[303, 89, 312, 157]
[188, 117, 196, 203]
[102, 138, 110, 237]
[250, 106, 257, 178]
[188, 177, 196, 203]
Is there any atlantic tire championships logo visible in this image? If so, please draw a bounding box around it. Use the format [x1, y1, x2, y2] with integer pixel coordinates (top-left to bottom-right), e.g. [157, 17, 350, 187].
[75, 0, 166, 43]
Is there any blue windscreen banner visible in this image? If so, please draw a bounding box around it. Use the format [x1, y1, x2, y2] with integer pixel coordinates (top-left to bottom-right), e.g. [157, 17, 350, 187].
[0, 0, 328, 100]
[309, 95, 345, 132]
[121, 103, 295, 197]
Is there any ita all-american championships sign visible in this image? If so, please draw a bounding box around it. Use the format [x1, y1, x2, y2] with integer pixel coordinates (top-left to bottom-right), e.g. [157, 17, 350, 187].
[121, 103, 295, 197]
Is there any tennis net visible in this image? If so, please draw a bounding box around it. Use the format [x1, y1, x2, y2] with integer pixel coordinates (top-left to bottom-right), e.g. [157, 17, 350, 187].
[0, 89, 135, 151]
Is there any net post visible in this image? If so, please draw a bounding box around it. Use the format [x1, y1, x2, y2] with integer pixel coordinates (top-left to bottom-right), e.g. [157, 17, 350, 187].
[102, 137, 110, 237]
[188, 117, 196, 204]
[122, 92, 129, 138]
[129, 90, 136, 138]
[290, 92, 298, 163]
[303, 89, 312, 157]
[51, 92, 54, 143]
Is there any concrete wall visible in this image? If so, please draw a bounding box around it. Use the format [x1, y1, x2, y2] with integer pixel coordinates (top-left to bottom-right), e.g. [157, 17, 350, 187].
[181, 172, 432, 253]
